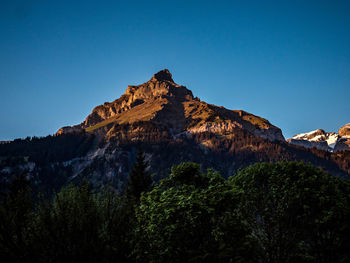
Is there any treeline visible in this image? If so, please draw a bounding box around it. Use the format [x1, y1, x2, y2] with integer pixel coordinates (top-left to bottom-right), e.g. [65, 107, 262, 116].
[0, 154, 350, 262]
[0, 132, 94, 165]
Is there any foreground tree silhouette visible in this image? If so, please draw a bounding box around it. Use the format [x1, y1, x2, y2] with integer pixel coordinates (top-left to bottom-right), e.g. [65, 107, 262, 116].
[1, 160, 349, 262]
[0, 172, 34, 262]
[231, 161, 350, 263]
[32, 182, 103, 263]
[127, 147, 152, 201]
[31, 182, 135, 263]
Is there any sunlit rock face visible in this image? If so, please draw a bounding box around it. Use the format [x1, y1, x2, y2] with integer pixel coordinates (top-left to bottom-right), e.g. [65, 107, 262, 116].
[57, 69, 285, 143]
[334, 124, 350, 152]
[81, 69, 193, 128]
[339, 123, 350, 137]
[56, 125, 83, 135]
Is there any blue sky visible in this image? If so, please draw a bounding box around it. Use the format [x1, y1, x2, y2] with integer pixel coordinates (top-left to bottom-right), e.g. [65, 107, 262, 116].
[1, 0, 349, 140]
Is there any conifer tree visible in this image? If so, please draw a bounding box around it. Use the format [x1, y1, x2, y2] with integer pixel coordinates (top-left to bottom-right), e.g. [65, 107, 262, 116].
[0, 172, 34, 262]
[127, 147, 152, 201]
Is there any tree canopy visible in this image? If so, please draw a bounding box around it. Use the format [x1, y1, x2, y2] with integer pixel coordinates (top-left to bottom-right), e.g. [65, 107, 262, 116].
[0, 161, 349, 262]
[231, 161, 350, 263]
[134, 162, 258, 262]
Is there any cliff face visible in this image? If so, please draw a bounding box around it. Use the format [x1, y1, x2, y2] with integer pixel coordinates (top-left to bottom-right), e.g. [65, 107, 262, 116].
[334, 123, 350, 152]
[58, 69, 284, 143]
[339, 123, 350, 137]
[82, 69, 194, 129]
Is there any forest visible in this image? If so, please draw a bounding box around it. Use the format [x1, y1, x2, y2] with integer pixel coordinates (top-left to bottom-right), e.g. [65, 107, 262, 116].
[0, 149, 349, 263]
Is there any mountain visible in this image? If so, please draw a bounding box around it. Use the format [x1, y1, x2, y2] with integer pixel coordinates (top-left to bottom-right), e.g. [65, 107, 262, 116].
[57, 69, 284, 142]
[1, 70, 350, 193]
[288, 129, 339, 151]
[288, 124, 350, 152]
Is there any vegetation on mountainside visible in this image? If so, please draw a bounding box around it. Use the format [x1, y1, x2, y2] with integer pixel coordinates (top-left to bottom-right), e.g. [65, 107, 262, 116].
[0, 132, 93, 164]
[126, 147, 152, 201]
[85, 117, 117, 132]
[1, 128, 350, 199]
[0, 160, 349, 263]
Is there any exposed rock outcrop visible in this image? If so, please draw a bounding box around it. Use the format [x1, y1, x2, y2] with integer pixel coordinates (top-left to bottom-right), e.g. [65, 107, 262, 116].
[57, 69, 285, 142]
[339, 123, 350, 137]
[334, 137, 350, 152]
[56, 125, 83, 135]
[82, 69, 193, 128]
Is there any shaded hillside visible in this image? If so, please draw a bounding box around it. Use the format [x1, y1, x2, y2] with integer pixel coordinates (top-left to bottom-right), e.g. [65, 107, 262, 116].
[103, 125, 350, 181]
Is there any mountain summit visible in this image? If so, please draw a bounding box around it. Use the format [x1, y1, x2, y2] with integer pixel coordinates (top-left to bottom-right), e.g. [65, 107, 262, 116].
[151, 69, 174, 82]
[57, 69, 284, 142]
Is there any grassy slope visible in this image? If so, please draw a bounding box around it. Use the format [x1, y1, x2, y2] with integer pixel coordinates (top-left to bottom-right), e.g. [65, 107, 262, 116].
[85, 100, 165, 132]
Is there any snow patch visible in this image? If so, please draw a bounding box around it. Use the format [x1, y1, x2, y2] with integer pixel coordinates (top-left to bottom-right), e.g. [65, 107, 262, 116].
[289, 129, 342, 152]
[292, 130, 320, 140]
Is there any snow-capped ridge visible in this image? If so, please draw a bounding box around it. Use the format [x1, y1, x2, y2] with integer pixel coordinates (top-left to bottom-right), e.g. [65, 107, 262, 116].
[288, 125, 350, 152]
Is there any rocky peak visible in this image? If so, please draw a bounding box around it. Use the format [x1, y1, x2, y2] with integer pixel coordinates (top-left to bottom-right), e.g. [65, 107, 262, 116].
[287, 129, 338, 151]
[56, 69, 285, 142]
[334, 123, 350, 152]
[288, 124, 350, 152]
[80, 70, 193, 128]
[125, 70, 193, 102]
[339, 123, 350, 137]
[150, 69, 174, 83]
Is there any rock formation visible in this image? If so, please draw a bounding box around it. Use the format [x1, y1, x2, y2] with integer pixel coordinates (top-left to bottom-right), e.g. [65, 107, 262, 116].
[58, 69, 285, 143]
[334, 123, 350, 152]
[339, 123, 350, 137]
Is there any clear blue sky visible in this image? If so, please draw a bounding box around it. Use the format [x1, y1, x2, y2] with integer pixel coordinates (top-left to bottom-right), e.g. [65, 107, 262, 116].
[1, 0, 349, 140]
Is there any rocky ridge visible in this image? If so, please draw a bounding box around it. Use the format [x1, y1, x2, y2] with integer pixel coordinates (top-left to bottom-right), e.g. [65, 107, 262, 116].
[288, 124, 350, 152]
[57, 69, 284, 143]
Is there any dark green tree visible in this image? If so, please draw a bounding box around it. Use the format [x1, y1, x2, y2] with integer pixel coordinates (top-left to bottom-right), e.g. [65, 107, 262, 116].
[0, 172, 34, 262]
[99, 186, 135, 262]
[127, 147, 152, 201]
[169, 162, 209, 187]
[31, 183, 136, 263]
[32, 183, 103, 263]
[230, 161, 350, 263]
[133, 162, 258, 263]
